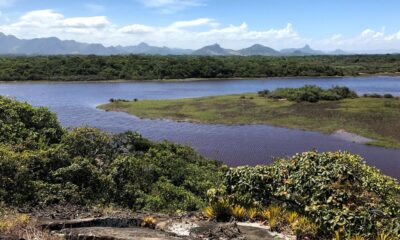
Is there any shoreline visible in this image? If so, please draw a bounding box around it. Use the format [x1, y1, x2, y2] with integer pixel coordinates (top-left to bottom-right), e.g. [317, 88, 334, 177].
[1, 73, 400, 84]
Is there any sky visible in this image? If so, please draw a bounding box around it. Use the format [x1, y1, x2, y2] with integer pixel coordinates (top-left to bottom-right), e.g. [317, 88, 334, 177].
[0, 0, 400, 51]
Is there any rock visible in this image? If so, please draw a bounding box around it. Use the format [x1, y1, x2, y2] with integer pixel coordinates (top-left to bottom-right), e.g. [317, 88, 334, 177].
[0, 235, 23, 240]
[61, 227, 181, 240]
[40, 217, 142, 231]
[190, 222, 245, 240]
[205, 223, 245, 240]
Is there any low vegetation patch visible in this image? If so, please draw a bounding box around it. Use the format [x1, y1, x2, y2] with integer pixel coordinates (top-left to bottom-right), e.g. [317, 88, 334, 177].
[258, 85, 358, 102]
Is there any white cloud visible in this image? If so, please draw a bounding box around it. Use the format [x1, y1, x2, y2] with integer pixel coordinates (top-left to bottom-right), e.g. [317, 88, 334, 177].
[0, 10, 112, 40]
[138, 0, 206, 13]
[168, 18, 217, 29]
[2, 9, 400, 51]
[60, 16, 109, 29]
[316, 27, 400, 51]
[119, 24, 156, 34]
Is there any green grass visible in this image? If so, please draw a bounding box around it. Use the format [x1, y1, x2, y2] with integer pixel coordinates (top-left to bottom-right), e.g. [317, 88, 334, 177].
[98, 94, 400, 149]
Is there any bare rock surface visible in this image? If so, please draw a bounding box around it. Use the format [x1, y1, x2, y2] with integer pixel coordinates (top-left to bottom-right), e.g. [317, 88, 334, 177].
[61, 227, 181, 240]
[34, 208, 278, 240]
[190, 222, 276, 240]
[41, 217, 142, 231]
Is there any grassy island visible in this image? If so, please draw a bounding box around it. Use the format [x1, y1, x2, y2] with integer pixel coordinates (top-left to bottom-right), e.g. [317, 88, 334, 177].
[99, 86, 400, 149]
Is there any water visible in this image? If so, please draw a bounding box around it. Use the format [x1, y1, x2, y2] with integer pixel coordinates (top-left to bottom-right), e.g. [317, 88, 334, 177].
[0, 76, 399, 179]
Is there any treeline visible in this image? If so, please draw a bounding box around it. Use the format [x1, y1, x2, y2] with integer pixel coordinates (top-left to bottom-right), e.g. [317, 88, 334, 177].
[0, 54, 399, 81]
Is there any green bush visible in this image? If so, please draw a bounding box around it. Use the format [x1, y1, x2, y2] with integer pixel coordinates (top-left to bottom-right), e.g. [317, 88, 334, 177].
[221, 151, 400, 238]
[0, 96, 64, 150]
[261, 85, 358, 102]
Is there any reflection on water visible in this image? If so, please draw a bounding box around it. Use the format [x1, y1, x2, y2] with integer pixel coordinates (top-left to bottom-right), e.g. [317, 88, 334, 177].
[0, 76, 399, 179]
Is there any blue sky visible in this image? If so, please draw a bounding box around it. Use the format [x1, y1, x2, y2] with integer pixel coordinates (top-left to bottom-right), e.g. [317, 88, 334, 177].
[0, 0, 400, 51]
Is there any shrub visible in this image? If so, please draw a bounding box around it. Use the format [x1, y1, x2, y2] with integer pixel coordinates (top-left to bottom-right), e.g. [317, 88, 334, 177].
[293, 216, 318, 239]
[246, 207, 258, 221]
[259, 85, 358, 103]
[0, 96, 64, 150]
[231, 205, 247, 221]
[285, 211, 300, 226]
[383, 94, 394, 98]
[221, 151, 400, 238]
[203, 198, 232, 221]
[363, 93, 383, 98]
[142, 216, 157, 229]
[260, 205, 285, 231]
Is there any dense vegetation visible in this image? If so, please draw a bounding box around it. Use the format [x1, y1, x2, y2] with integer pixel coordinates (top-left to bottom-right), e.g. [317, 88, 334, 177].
[99, 89, 400, 148]
[0, 96, 223, 212]
[206, 151, 400, 239]
[258, 85, 358, 102]
[0, 54, 400, 81]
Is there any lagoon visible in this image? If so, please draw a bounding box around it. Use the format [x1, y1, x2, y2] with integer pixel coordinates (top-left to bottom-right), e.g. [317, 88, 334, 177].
[1, 76, 399, 179]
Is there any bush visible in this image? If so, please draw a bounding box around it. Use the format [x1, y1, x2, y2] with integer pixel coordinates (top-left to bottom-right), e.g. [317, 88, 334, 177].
[221, 151, 400, 238]
[363, 93, 383, 98]
[259, 85, 358, 103]
[0, 96, 64, 150]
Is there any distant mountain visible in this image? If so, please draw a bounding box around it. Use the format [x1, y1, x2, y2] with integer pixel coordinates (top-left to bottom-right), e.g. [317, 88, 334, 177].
[1, 32, 397, 56]
[329, 49, 349, 55]
[116, 42, 193, 55]
[193, 43, 240, 56]
[238, 44, 280, 56]
[0, 32, 119, 55]
[280, 44, 324, 55]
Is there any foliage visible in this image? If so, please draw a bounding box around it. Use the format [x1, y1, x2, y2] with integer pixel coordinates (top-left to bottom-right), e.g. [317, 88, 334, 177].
[202, 198, 232, 221]
[293, 216, 318, 239]
[260, 205, 285, 231]
[0, 97, 223, 212]
[142, 216, 157, 228]
[220, 151, 400, 239]
[0, 96, 64, 150]
[246, 207, 258, 221]
[259, 85, 358, 102]
[1, 55, 400, 81]
[285, 211, 300, 226]
[231, 205, 247, 221]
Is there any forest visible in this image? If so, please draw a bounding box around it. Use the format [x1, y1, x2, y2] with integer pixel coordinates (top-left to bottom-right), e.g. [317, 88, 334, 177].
[0, 54, 399, 81]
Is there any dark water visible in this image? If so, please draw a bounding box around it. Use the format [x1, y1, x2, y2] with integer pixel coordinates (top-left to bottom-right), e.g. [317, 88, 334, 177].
[0, 76, 399, 179]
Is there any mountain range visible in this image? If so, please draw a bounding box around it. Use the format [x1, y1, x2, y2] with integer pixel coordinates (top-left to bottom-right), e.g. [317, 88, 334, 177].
[0, 32, 378, 56]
